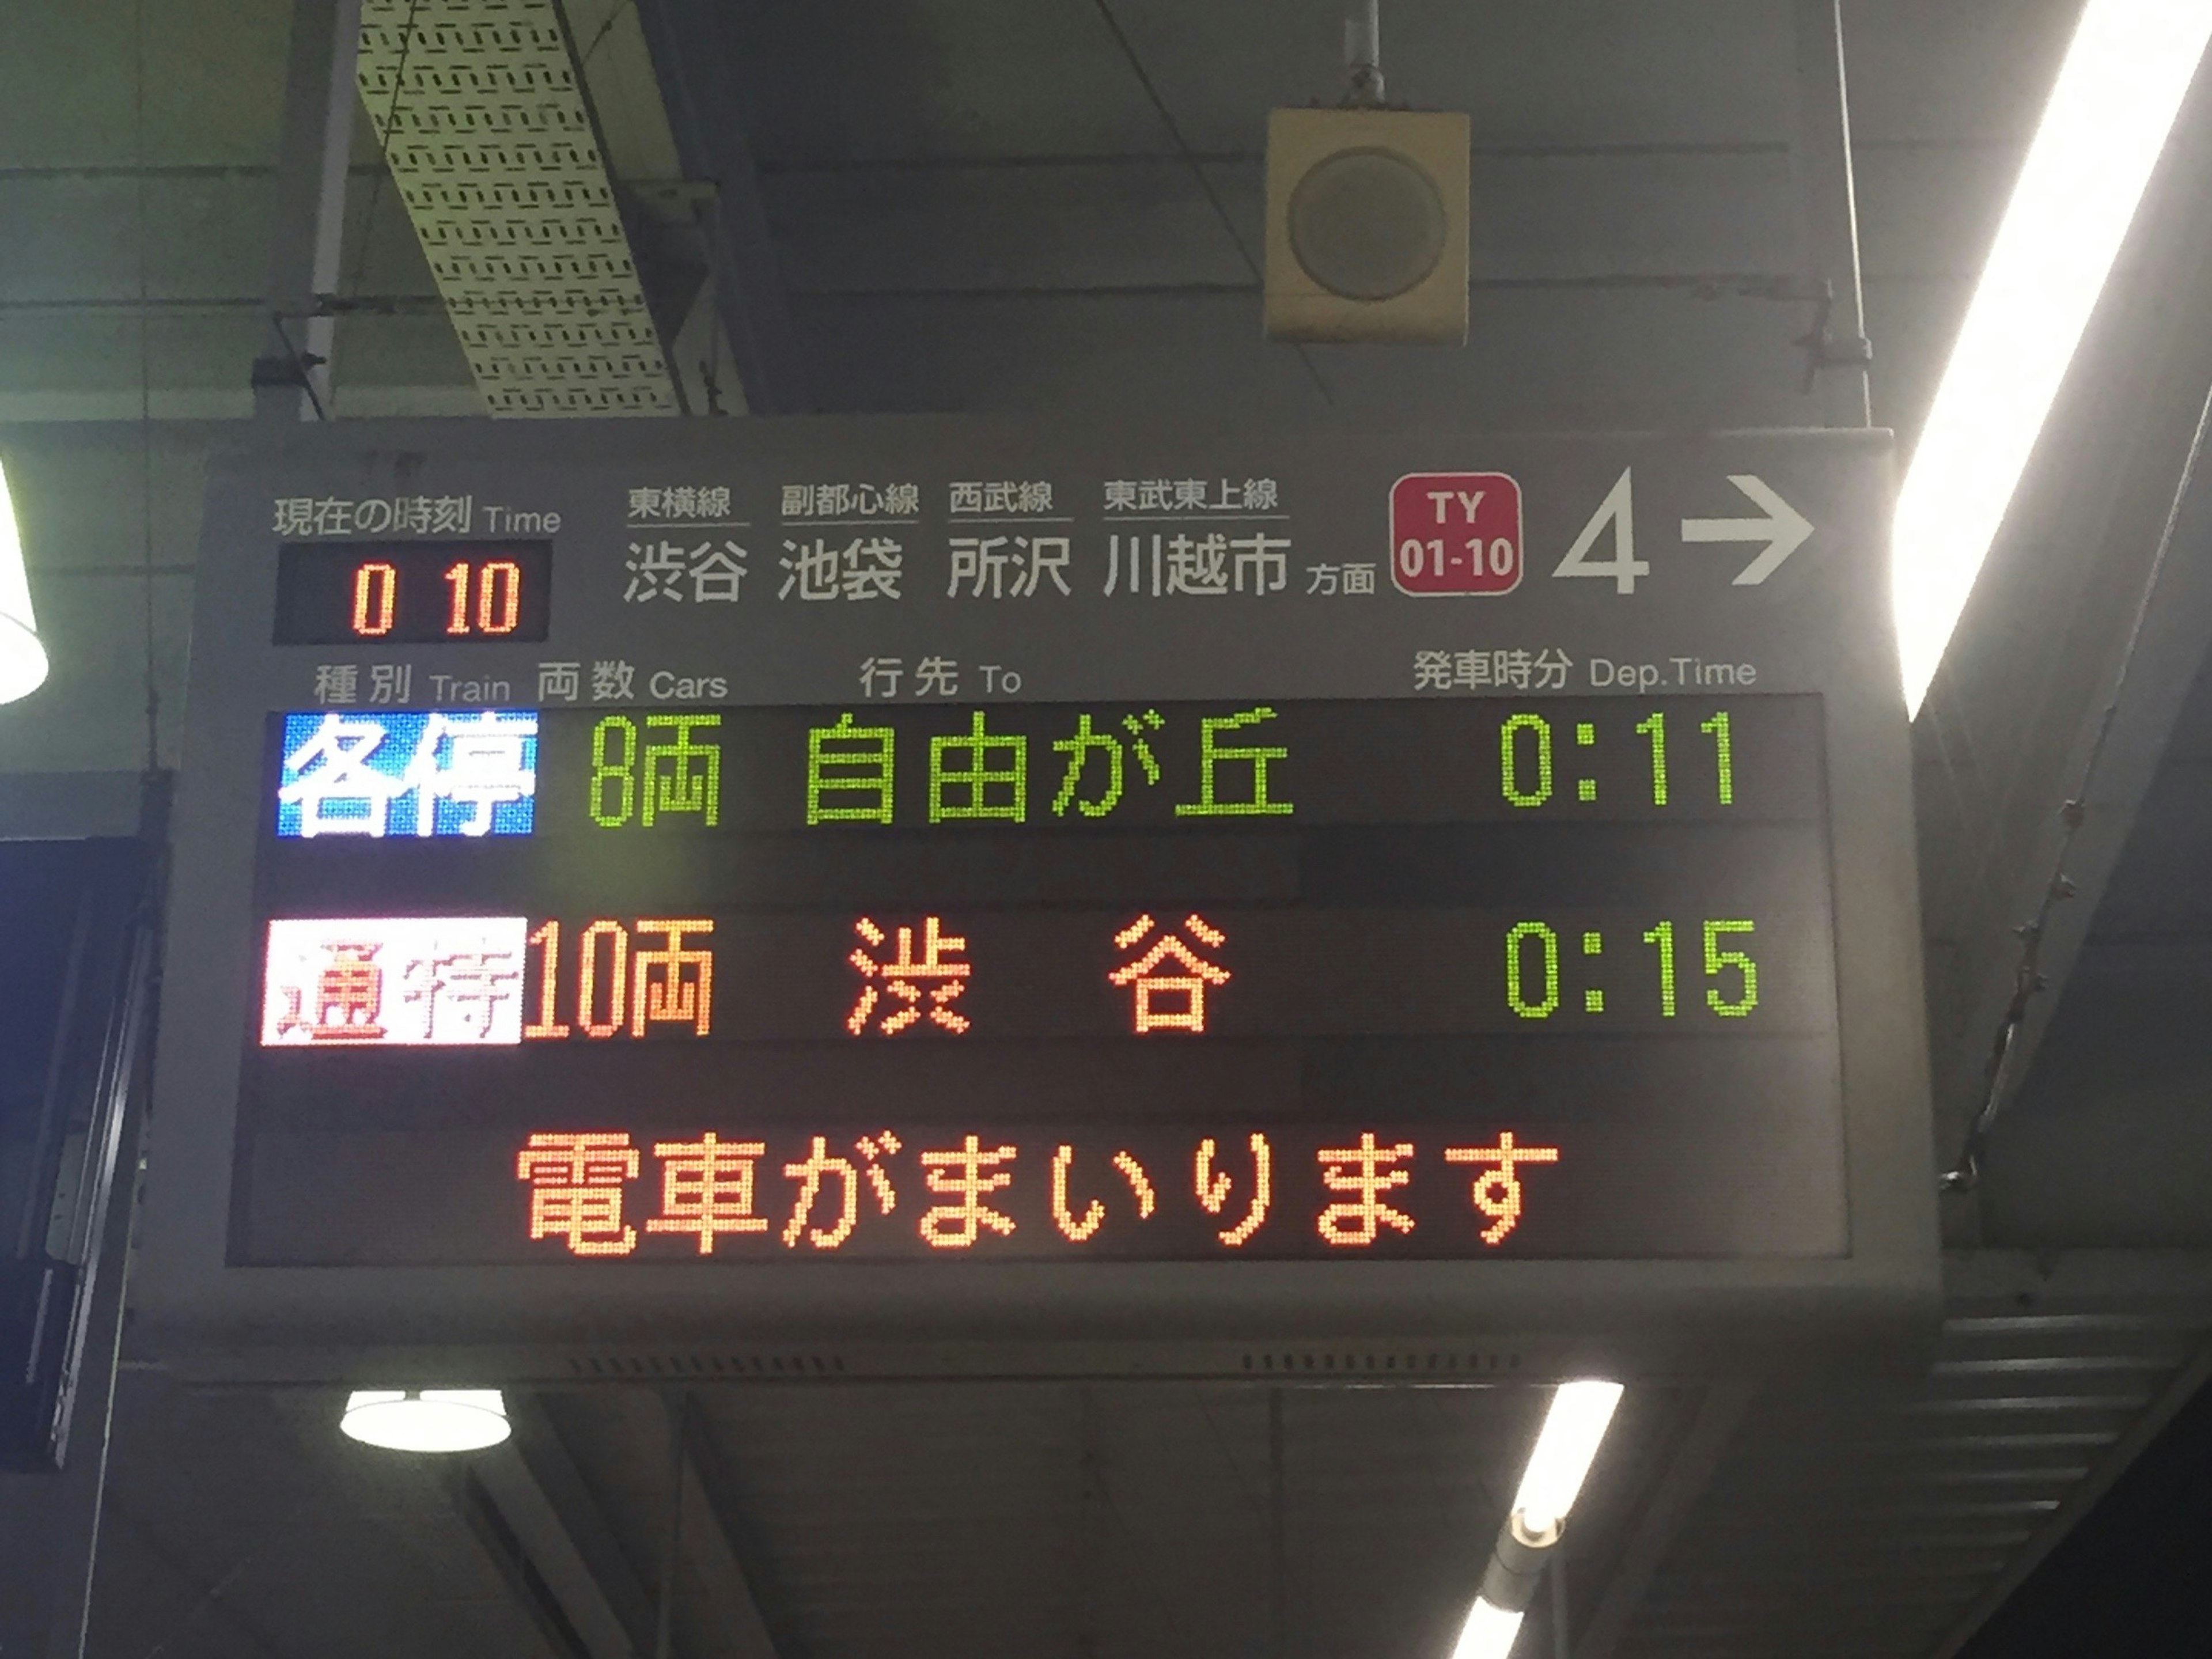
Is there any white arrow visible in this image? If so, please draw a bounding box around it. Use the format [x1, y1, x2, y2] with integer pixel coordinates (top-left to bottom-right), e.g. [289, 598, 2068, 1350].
[1680, 474, 1813, 586]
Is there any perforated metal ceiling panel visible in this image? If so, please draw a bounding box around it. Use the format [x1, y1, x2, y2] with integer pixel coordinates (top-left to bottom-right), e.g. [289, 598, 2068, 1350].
[356, 0, 677, 416]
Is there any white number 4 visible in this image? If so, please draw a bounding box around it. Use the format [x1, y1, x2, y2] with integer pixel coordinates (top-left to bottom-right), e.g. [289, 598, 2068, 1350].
[1552, 467, 1647, 595]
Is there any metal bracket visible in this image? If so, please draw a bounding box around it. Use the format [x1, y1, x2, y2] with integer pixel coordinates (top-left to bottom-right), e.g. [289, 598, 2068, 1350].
[1342, 0, 1387, 107]
[1785, 277, 1876, 395]
[249, 315, 329, 421]
[1706, 274, 1876, 394]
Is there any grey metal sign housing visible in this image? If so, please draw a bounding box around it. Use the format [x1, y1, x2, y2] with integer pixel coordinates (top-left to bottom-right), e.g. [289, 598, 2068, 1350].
[138, 418, 1935, 1381]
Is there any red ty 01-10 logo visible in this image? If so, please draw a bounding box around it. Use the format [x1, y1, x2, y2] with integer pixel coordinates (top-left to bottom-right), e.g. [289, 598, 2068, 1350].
[1389, 472, 1523, 596]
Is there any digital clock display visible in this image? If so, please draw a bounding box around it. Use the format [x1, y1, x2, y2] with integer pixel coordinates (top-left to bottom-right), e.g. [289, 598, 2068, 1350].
[271, 540, 553, 645]
[237, 694, 1844, 1266]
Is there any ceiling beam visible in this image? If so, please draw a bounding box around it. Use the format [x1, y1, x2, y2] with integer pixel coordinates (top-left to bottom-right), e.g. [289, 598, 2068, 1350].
[1914, 73, 2212, 1196]
[450, 1465, 600, 1659]
[665, 1395, 789, 1659]
[633, 0, 813, 415]
[1573, 1380, 1758, 1659]
[253, 0, 361, 422]
[466, 1394, 664, 1659]
[486, 1391, 788, 1659]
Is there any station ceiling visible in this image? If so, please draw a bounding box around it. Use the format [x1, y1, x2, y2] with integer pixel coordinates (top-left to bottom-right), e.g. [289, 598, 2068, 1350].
[3, 4, 2212, 1658]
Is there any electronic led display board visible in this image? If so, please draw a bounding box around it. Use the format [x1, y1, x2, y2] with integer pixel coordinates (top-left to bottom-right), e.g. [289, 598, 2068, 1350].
[143, 422, 1937, 1372]
[272, 540, 553, 643]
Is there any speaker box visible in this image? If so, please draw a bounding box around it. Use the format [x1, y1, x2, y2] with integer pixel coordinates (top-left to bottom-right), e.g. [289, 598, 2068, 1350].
[1264, 106, 1470, 344]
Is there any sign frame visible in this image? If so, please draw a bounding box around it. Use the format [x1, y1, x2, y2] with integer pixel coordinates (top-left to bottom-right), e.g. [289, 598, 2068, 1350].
[138, 418, 1937, 1380]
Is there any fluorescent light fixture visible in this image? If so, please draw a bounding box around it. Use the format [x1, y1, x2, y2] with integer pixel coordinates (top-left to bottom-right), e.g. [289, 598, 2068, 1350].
[1449, 1596, 1525, 1659]
[1448, 1381, 1624, 1659]
[1510, 1378, 1623, 1535]
[340, 1389, 510, 1452]
[1893, 0, 2212, 715]
[0, 457, 48, 704]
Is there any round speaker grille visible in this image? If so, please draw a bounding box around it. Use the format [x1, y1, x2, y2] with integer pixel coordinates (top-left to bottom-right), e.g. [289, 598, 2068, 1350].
[1287, 146, 1448, 302]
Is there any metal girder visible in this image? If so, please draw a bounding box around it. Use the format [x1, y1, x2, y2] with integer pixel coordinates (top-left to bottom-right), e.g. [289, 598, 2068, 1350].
[462, 1393, 786, 1659]
[469, 1395, 662, 1659]
[665, 1396, 787, 1659]
[254, 0, 362, 421]
[1573, 1380, 1758, 1659]
[452, 1465, 601, 1659]
[1938, 385, 2212, 1181]
[1915, 68, 2212, 1196]
[632, 0, 813, 415]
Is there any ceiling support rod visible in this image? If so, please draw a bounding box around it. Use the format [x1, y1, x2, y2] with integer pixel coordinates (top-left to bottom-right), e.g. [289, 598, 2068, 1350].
[1790, 0, 1873, 427]
[1550, 1537, 1570, 1659]
[254, 0, 361, 422]
[1343, 0, 1384, 106]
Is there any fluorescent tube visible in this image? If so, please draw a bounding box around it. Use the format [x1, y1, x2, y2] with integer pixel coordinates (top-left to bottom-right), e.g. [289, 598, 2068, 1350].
[0, 457, 48, 705]
[1893, 0, 2212, 714]
[1449, 1596, 1526, 1659]
[1510, 1379, 1623, 1535]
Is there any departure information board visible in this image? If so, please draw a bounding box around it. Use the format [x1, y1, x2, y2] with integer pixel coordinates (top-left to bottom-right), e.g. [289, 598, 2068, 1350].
[144, 422, 1935, 1365]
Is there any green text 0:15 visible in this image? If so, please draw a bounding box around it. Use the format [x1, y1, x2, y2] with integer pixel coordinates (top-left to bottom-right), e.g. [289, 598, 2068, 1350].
[1504, 919, 1759, 1020]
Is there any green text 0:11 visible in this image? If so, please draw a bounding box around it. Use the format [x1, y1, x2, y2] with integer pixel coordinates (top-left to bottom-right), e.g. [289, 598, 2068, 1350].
[1498, 710, 1734, 808]
[1504, 919, 1759, 1020]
